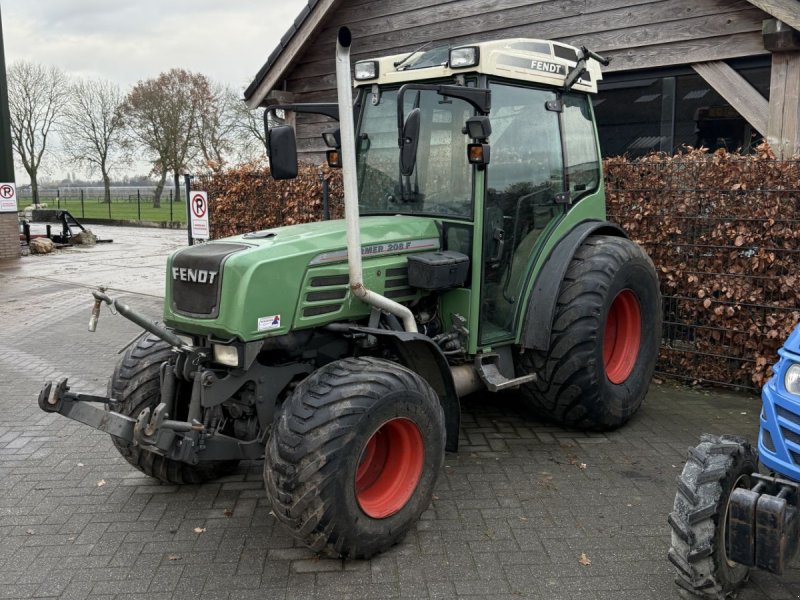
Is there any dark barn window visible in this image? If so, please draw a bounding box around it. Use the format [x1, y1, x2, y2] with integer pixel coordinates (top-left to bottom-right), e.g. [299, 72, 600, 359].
[595, 62, 770, 157]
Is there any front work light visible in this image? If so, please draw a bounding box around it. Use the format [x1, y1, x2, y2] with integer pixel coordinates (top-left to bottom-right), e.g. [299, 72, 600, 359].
[355, 61, 379, 80]
[213, 344, 240, 368]
[322, 128, 341, 149]
[449, 47, 479, 68]
[786, 364, 800, 395]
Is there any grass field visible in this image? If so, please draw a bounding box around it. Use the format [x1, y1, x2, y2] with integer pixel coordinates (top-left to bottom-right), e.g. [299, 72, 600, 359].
[28, 197, 187, 224]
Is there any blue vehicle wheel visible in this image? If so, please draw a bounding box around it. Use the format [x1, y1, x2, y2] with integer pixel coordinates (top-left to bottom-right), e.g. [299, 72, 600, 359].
[668, 434, 757, 598]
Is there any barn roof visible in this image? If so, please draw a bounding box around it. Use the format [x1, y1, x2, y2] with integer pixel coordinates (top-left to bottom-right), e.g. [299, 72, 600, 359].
[243, 0, 799, 108]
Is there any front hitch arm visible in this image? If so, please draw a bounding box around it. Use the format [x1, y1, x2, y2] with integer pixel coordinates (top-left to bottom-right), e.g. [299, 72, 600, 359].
[38, 378, 137, 440]
[37, 378, 264, 463]
[88, 287, 187, 350]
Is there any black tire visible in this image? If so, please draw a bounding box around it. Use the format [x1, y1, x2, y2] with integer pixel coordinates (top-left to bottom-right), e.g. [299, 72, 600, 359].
[515, 235, 661, 429]
[109, 333, 239, 484]
[668, 434, 757, 598]
[264, 357, 445, 559]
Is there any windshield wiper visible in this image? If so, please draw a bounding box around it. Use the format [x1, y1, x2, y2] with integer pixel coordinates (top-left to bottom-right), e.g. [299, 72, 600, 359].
[393, 41, 434, 70]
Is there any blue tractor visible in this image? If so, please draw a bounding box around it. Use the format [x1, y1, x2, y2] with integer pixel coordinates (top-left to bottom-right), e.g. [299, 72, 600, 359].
[669, 327, 800, 597]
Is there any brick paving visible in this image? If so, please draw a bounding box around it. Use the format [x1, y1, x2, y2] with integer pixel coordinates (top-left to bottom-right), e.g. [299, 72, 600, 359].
[1, 226, 799, 599]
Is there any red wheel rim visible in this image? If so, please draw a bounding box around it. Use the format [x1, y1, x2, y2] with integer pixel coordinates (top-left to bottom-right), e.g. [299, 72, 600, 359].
[603, 289, 642, 384]
[355, 418, 424, 519]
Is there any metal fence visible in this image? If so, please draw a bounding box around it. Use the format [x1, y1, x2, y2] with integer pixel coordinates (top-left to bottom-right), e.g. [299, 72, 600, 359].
[606, 157, 800, 390]
[17, 186, 189, 224]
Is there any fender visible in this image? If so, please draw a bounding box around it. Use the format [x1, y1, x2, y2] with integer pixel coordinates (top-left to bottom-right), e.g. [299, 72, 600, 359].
[346, 326, 460, 452]
[521, 220, 628, 351]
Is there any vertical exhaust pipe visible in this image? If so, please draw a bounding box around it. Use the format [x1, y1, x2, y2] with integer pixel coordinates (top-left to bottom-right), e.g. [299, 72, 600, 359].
[335, 27, 418, 333]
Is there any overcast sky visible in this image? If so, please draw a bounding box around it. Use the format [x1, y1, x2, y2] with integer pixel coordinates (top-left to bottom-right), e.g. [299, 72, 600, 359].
[2, 0, 308, 90]
[2, 0, 308, 183]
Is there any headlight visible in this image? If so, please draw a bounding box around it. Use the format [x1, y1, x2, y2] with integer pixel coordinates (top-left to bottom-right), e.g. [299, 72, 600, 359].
[449, 47, 479, 68]
[354, 61, 379, 80]
[785, 364, 800, 395]
[213, 344, 240, 368]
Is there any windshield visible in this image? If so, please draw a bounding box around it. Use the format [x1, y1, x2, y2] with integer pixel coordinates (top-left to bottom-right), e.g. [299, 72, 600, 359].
[356, 88, 474, 218]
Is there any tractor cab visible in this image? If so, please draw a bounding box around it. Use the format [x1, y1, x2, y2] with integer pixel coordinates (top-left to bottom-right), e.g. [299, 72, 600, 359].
[266, 37, 607, 347]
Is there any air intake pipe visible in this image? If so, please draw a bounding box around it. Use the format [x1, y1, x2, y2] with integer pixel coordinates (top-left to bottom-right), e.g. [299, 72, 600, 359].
[335, 27, 418, 333]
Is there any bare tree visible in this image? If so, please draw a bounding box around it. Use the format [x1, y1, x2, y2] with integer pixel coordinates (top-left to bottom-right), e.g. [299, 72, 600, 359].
[231, 97, 268, 162]
[7, 61, 68, 205]
[121, 69, 211, 206]
[60, 78, 127, 203]
[196, 83, 239, 172]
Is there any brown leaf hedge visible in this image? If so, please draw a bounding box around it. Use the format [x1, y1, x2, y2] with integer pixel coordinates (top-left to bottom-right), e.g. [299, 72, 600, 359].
[606, 145, 800, 389]
[205, 149, 800, 390]
[200, 162, 343, 238]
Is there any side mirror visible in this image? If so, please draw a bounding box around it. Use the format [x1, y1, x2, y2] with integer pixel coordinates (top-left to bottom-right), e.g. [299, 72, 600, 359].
[399, 107, 421, 177]
[267, 125, 298, 180]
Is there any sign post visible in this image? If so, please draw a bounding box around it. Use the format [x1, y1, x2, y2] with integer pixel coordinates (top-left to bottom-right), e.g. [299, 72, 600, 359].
[183, 174, 194, 245]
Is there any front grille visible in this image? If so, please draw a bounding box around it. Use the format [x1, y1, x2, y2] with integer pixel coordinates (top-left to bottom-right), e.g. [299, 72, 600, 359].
[776, 404, 800, 464]
[170, 243, 248, 318]
[762, 429, 776, 452]
[384, 268, 416, 300]
[301, 271, 349, 320]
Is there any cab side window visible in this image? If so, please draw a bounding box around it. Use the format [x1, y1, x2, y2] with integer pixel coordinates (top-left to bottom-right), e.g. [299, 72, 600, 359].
[563, 94, 600, 199]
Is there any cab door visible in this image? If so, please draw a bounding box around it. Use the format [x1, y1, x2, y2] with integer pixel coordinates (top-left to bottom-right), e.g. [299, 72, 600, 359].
[479, 83, 566, 345]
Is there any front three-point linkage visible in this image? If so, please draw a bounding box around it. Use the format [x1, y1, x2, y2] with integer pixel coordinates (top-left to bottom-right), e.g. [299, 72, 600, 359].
[41, 287, 211, 461]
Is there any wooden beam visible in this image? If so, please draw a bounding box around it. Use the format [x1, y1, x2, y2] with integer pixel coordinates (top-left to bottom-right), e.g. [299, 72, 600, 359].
[744, 0, 800, 31]
[691, 61, 769, 135]
[768, 51, 800, 158]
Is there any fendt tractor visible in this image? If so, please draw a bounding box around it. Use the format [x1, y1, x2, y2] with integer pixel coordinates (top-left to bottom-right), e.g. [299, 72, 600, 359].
[669, 325, 800, 598]
[39, 27, 661, 558]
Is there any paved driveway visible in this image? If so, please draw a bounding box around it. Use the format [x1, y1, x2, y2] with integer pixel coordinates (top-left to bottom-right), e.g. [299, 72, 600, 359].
[1, 226, 798, 599]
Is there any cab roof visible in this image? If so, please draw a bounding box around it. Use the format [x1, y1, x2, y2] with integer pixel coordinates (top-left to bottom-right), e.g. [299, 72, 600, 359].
[354, 38, 603, 94]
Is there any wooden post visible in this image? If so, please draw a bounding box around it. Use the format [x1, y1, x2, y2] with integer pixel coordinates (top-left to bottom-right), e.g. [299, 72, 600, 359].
[767, 51, 800, 158]
[764, 18, 800, 159]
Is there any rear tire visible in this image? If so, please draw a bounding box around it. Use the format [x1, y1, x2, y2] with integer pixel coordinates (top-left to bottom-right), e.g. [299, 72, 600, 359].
[109, 334, 239, 484]
[264, 357, 445, 558]
[516, 235, 661, 429]
[668, 434, 756, 598]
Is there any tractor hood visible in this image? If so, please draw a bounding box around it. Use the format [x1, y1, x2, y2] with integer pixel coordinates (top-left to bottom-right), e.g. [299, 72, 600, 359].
[163, 216, 441, 340]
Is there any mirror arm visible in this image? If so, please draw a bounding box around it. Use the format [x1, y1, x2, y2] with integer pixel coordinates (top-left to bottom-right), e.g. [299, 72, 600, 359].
[265, 103, 340, 121]
[396, 83, 491, 141]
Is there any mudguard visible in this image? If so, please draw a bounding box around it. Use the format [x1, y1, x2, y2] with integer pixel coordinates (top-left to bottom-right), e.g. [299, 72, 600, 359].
[347, 326, 461, 452]
[520, 220, 628, 351]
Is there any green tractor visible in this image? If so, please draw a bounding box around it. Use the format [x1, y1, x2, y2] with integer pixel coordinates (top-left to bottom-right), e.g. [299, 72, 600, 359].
[38, 27, 661, 558]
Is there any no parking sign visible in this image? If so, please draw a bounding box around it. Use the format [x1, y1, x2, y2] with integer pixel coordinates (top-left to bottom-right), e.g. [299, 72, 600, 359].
[190, 191, 209, 240]
[0, 183, 17, 212]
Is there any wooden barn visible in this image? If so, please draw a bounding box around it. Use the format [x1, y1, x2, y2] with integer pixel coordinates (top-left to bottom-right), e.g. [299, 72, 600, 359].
[245, 0, 800, 160]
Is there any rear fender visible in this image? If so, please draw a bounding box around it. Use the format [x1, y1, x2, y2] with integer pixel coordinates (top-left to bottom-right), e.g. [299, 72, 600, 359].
[520, 220, 628, 350]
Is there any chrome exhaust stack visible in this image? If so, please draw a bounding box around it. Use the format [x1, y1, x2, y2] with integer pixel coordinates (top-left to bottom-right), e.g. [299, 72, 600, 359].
[335, 27, 418, 333]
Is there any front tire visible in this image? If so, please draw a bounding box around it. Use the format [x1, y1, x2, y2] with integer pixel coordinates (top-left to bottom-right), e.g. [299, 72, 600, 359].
[516, 235, 661, 429]
[264, 357, 445, 558]
[109, 334, 239, 484]
[668, 434, 757, 598]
